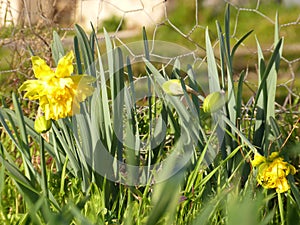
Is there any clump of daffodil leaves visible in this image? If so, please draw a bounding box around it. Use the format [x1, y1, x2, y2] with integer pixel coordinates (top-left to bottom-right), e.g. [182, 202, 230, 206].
[252, 152, 297, 193]
[162, 79, 297, 193]
[19, 51, 95, 133]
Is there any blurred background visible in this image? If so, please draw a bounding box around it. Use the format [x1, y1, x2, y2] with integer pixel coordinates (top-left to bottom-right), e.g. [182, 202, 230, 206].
[0, 0, 299, 105]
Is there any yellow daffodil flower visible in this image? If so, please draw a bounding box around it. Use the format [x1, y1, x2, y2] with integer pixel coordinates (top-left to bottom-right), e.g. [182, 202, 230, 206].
[252, 152, 297, 193]
[19, 51, 95, 120]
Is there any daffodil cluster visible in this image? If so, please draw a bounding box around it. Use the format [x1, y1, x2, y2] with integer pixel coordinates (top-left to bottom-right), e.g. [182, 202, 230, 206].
[19, 51, 95, 121]
[252, 152, 297, 193]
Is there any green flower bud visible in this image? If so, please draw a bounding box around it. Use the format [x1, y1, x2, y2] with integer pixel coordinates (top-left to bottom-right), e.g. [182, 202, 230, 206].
[162, 79, 198, 96]
[162, 79, 184, 96]
[203, 91, 226, 113]
[34, 116, 51, 133]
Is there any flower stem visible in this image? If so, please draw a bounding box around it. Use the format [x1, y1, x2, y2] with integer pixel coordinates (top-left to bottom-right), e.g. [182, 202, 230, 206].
[40, 135, 48, 198]
[278, 192, 285, 225]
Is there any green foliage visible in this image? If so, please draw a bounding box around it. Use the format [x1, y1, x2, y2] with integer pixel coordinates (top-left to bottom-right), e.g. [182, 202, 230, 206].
[101, 16, 126, 32]
[0, 4, 299, 225]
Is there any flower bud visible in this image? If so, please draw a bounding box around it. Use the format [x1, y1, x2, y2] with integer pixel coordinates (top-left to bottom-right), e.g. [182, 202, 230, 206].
[34, 116, 51, 133]
[162, 79, 198, 96]
[203, 91, 226, 113]
[162, 79, 184, 96]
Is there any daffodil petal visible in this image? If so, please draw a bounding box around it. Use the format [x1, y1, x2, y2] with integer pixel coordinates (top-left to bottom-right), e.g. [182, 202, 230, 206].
[269, 152, 280, 160]
[19, 80, 45, 99]
[56, 51, 74, 78]
[275, 177, 290, 193]
[31, 56, 54, 80]
[71, 75, 95, 102]
[251, 154, 266, 167]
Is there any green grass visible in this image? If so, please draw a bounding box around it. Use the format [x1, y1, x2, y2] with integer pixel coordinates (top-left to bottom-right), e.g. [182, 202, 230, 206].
[0, 48, 14, 92]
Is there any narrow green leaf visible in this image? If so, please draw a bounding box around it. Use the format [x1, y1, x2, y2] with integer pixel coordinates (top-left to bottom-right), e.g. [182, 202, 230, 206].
[274, 12, 281, 70]
[206, 27, 228, 161]
[143, 27, 150, 60]
[288, 176, 300, 210]
[216, 21, 226, 89]
[39, 136, 48, 198]
[125, 57, 140, 167]
[255, 38, 282, 108]
[266, 13, 283, 122]
[224, 4, 231, 62]
[75, 24, 95, 76]
[216, 20, 236, 124]
[89, 31, 95, 58]
[94, 29, 112, 149]
[0, 108, 36, 180]
[51, 31, 65, 64]
[112, 47, 124, 162]
[185, 122, 218, 193]
[231, 30, 253, 58]
[73, 113, 92, 190]
[123, 88, 140, 168]
[12, 93, 29, 151]
[205, 27, 221, 93]
[269, 116, 283, 148]
[146, 140, 186, 225]
[0, 108, 57, 160]
[51, 122, 81, 176]
[57, 119, 75, 151]
[252, 38, 283, 152]
[253, 39, 266, 151]
[67, 202, 95, 225]
[287, 191, 300, 225]
[196, 144, 246, 190]
[192, 189, 229, 225]
[0, 157, 40, 203]
[236, 70, 245, 129]
[222, 115, 257, 154]
[104, 29, 115, 135]
[0, 110, 19, 152]
[143, 27, 153, 180]
[74, 36, 83, 74]
[145, 59, 208, 157]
